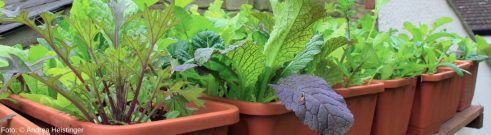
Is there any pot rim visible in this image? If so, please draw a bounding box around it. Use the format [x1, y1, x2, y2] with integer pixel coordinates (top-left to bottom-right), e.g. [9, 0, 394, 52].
[372, 77, 417, 89]
[4, 94, 239, 134]
[334, 82, 385, 98]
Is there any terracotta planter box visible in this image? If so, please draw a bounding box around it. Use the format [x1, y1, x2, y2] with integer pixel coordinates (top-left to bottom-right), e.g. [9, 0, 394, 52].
[336, 82, 384, 135]
[0, 104, 48, 135]
[2, 95, 239, 135]
[407, 68, 463, 135]
[371, 78, 417, 135]
[201, 95, 317, 135]
[457, 60, 479, 111]
[203, 82, 384, 135]
[438, 61, 472, 112]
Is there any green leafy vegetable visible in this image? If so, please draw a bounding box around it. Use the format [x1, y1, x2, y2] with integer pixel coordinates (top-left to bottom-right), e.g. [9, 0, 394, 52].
[0, 0, 204, 125]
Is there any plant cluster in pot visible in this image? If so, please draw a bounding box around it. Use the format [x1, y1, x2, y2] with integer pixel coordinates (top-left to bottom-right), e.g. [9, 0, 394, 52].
[339, 8, 426, 134]
[166, 0, 356, 135]
[308, 0, 403, 134]
[398, 17, 482, 135]
[453, 35, 490, 111]
[0, 1, 239, 135]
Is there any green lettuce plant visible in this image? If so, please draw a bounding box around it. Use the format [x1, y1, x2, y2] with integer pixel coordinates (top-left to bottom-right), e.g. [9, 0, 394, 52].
[165, 0, 355, 134]
[308, 0, 470, 87]
[305, 0, 389, 87]
[398, 17, 468, 76]
[454, 35, 490, 62]
[0, 0, 204, 125]
[170, 0, 328, 102]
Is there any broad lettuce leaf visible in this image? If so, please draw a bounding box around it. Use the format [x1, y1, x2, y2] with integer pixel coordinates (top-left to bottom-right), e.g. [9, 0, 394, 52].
[227, 42, 265, 99]
[172, 7, 218, 40]
[264, 0, 327, 68]
[192, 31, 225, 49]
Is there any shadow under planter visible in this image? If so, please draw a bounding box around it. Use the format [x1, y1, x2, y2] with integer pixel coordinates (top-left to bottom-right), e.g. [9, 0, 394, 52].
[1, 95, 239, 135]
[202, 82, 384, 135]
[372, 78, 417, 135]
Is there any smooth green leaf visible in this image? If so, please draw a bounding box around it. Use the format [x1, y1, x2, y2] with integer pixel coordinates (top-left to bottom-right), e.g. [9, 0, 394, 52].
[431, 17, 452, 31]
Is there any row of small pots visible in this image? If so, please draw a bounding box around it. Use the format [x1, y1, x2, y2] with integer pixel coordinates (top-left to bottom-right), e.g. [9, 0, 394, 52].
[0, 60, 480, 135]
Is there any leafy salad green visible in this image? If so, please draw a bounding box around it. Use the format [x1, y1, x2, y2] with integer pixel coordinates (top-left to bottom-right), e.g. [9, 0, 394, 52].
[0, 0, 205, 125]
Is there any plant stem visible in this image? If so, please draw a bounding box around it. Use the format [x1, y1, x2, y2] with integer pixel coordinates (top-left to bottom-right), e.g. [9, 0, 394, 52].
[30, 74, 94, 122]
[126, 8, 172, 122]
[136, 74, 164, 123]
[257, 67, 273, 102]
[28, 25, 92, 92]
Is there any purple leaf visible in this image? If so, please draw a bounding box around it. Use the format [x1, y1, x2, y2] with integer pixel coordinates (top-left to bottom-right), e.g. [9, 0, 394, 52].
[173, 64, 198, 72]
[271, 75, 353, 135]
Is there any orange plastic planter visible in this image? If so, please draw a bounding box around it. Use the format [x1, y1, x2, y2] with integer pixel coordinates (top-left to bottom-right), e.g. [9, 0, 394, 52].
[335, 82, 385, 135]
[203, 82, 384, 135]
[2, 95, 239, 135]
[457, 60, 479, 111]
[371, 78, 417, 135]
[0, 104, 48, 135]
[201, 95, 318, 135]
[203, 83, 384, 135]
[407, 69, 463, 135]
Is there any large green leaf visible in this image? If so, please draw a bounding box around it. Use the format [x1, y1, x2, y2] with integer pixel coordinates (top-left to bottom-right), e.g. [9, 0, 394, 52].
[172, 7, 218, 40]
[227, 42, 265, 90]
[191, 31, 225, 49]
[264, 0, 327, 68]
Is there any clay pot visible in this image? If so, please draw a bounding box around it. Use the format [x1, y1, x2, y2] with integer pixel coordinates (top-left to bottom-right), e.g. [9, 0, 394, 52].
[407, 68, 463, 135]
[2, 95, 239, 135]
[201, 95, 317, 135]
[0, 104, 48, 135]
[438, 61, 472, 112]
[456, 60, 479, 111]
[371, 78, 417, 135]
[335, 82, 385, 135]
[203, 82, 384, 135]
